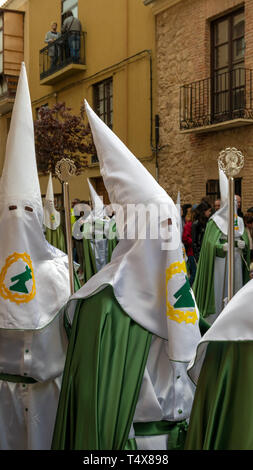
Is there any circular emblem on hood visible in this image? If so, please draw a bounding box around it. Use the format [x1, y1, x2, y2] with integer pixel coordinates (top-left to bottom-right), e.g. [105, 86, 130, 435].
[0, 252, 36, 304]
[166, 261, 198, 325]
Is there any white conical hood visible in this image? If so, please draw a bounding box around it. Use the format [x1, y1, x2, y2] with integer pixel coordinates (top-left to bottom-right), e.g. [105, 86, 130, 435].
[87, 178, 105, 219]
[66, 100, 201, 364]
[84, 100, 173, 225]
[45, 172, 54, 201]
[0, 62, 42, 219]
[219, 168, 228, 208]
[0, 63, 71, 333]
[211, 167, 244, 237]
[43, 173, 60, 230]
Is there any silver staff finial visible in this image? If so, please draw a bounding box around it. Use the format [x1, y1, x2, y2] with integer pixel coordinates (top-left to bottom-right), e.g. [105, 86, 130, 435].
[218, 147, 244, 178]
[55, 158, 76, 183]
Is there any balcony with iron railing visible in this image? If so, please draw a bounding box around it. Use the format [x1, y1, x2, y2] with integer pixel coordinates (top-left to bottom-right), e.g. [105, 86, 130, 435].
[39, 31, 87, 86]
[180, 68, 253, 134]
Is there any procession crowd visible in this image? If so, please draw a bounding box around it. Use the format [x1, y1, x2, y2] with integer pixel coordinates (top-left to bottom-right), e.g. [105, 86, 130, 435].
[0, 62, 253, 453]
[181, 195, 253, 286]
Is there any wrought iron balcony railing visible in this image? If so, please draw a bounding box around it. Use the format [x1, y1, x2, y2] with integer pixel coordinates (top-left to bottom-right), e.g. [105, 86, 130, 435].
[39, 31, 86, 80]
[180, 68, 253, 131]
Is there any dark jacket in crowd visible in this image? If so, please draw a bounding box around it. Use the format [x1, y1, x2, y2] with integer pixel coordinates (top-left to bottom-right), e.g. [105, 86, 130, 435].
[191, 220, 206, 262]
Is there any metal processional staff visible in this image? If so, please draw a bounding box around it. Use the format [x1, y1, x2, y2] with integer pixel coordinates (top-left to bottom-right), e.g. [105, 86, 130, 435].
[56, 158, 77, 296]
[218, 147, 244, 301]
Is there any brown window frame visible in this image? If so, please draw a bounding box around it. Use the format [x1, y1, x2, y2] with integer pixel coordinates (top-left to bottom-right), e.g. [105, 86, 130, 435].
[206, 177, 242, 203]
[93, 77, 113, 130]
[211, 7, 245, 121]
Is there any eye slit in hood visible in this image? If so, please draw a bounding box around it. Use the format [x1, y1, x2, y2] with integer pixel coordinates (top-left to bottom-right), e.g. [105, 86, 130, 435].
[9, 205, 17, 211]
[25, 206, 33, 212]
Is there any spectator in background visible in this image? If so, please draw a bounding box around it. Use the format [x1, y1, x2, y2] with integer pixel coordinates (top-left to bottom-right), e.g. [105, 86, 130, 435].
[181, 204, 192, 231]
[191, 200, 212, 262]
[214, 198, 221, 212]
[182, 206, 197, 286]
[45, 22, 60, 69]
[247, 206, 253, 215]
[244, 213, 253, 256]
[201, 196, 214, 215]
[62, 11, 82, 62]
[235, 194, 243, 218]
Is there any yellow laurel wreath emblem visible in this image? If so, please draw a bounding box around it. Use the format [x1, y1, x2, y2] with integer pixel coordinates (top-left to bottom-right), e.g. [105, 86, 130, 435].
[0, 252, 36, 305]
[166, 261, 198, 325]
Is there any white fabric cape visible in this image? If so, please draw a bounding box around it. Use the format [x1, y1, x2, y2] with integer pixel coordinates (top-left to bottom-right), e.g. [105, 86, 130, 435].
[67, 220, 201, 362]
[0, 62, 71, 450]
[65, 99, 202, 445]
[65, 100, 202, 365]
[188, 278, 253, 385]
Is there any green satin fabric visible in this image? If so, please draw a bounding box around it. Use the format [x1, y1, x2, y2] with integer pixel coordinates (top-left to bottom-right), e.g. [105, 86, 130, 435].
[185, 341, 253, 450]
[52, 286, 152, 450]
[126, 420, 188, 450]
[45, 226, 66, 253]
[125, 439, 138, 450]
[193, 220, 250, 318]
[193, 220, 225, 318]
[107, 222, 118, 262]
[198, 316, 211, 336]
[83, 238, 97, 283]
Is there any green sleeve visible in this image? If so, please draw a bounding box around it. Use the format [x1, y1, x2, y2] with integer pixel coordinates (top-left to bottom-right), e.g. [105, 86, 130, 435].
[83, 237, 97, 283]
[215, 239, 227, 258]
[45, 226, 66, 253]
[198, 316, 210, 336]
[107, 220, 118, 262]
[193, 220, 222, 318]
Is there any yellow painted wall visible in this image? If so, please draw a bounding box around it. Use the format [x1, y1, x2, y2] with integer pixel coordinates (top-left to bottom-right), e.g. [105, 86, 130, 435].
[0, 0, 156, 202]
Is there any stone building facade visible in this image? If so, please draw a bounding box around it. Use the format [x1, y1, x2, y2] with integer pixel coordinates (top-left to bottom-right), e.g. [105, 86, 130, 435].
[145, 0, 253, 211]
[0, 0, 156, 204]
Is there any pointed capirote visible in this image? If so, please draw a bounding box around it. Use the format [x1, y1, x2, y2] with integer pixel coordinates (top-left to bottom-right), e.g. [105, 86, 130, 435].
[87, 178, 104, 218]
[45, 172, 54, 201]
[219, 168, 228, 209]
[84, 100, 173, 221]
[211, 166, 243, 236]
[0, 62, 42, 211]
[43, 172, 60, 230]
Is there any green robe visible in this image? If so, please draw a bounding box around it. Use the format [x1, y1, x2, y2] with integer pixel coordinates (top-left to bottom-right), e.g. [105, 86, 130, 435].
[185, 340, 253, 450]
[193, 219, 250, 319]
[52, 286, 151, 450]
[45, 226, 66, 253]
[52, 286, 194, 450]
